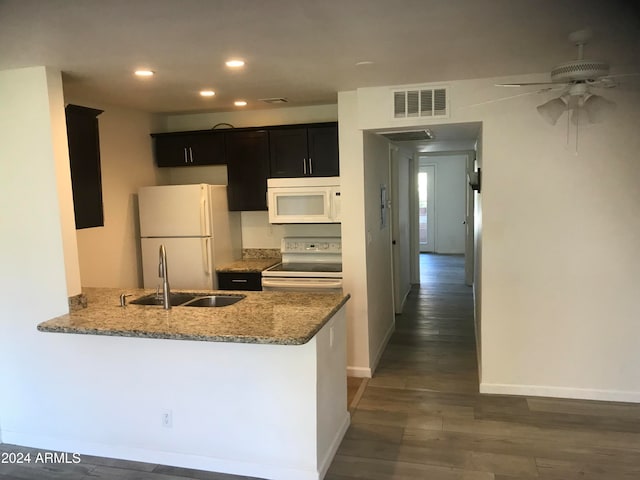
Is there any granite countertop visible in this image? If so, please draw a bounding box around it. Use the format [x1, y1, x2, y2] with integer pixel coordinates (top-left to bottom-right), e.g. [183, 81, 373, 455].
[38, 288, 349, 345]
[216, 258, 281, 273]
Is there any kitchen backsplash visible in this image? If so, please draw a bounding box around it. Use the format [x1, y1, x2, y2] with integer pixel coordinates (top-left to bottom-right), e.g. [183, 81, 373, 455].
[242, 248, 281, 260]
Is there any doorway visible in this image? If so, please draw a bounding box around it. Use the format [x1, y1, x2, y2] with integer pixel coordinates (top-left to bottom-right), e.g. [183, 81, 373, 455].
[418, 165, 436, 253]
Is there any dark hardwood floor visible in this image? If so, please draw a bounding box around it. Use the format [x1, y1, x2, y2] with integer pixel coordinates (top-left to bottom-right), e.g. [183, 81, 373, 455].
[325, 254, 640, 479]
[4, 253, 640, 479]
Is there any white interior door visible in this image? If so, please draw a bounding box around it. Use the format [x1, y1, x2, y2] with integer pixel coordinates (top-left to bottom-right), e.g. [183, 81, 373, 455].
[141, 237, 214, 290]
[418, 165, 436, 253]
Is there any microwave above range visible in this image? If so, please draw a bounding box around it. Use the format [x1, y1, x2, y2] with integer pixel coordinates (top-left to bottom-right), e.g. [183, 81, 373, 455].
[267, 177, 341, 224]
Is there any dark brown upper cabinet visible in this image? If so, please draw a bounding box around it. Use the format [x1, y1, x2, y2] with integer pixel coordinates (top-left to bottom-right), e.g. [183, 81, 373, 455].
[65, 104, 104, 229]
[225, 129, 270, 211]
[152, 131, 225, 167]
[269, 122, 339, 178]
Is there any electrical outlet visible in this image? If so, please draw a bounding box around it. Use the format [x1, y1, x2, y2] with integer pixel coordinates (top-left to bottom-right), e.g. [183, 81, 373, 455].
[162, 409, 172, 428]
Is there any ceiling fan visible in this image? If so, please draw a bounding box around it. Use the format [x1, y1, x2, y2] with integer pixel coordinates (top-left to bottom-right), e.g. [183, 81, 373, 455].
[496, 28, 633, 126]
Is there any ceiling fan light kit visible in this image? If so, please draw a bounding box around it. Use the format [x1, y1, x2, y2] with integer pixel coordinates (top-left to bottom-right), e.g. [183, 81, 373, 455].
[492, 28, 637, 152]
[494, 28, 633, 129]
[580, 94, 616, 124]
[537, 97, 567, 125]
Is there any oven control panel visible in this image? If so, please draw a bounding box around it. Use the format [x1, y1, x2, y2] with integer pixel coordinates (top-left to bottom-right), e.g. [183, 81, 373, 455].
[281, 237, 342, 254]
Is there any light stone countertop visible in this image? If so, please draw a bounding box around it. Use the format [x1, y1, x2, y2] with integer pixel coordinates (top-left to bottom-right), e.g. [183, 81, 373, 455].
[38, 288, 350, 345]
[216, 258, 281, 273]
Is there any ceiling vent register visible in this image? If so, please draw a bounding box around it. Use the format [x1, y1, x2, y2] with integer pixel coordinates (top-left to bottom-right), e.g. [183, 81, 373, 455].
[393, 87, 448, 119]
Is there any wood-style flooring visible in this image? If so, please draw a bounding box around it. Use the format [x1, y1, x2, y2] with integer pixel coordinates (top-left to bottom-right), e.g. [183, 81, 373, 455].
[3, 253, 640, 479]
[325, 254, 640, 479]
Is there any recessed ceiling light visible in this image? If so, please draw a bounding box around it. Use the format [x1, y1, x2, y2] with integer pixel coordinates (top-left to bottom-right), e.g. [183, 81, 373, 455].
[200, 90, 216, 97]
[134, 69, 155, 77]
[234, 100, 247, 107]
[355, 61, 374, 66]
[225, 59, 245, 68]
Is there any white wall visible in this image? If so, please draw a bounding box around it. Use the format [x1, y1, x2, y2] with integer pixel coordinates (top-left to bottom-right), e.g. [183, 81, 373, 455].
[240, 212, 341, 249]
[419, 154, 467, 254]
[479, 85, 640, 402]
[3, 307, 347, 480]
[0, 66, 77, 442]
[363, 133, 396, 371]
[71, 101, 158, 288]
[344, 71, 640, 402]
[49, 73, 83, 296]
[337, 91, 371, 376]
[159, 104, 338, 132]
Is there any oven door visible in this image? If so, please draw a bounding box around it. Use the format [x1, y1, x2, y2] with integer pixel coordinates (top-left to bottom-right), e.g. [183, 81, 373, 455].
[261, 276, 343, 292]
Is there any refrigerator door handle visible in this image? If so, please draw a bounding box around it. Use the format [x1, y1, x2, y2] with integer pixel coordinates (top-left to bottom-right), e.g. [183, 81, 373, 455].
[200, 186, 210, 236]
[202, 237, 211, 275]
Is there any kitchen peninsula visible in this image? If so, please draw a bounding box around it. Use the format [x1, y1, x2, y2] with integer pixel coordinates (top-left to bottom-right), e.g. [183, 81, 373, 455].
[36, 288, 350, 480]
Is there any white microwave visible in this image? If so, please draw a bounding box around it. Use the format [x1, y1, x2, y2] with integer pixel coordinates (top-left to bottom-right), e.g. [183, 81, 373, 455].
[267, 177, 341, 223]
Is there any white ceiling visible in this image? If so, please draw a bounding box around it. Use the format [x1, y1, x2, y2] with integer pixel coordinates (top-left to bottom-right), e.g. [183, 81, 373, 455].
[1, 0, 638, 119]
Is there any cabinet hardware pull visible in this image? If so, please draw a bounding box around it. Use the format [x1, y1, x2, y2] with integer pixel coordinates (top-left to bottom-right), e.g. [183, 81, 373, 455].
[303, 158, 307, 175]
[309, 157, 313, 175]
[183, 147, 188, 163]
[189, 147, 194, 163]
[231, 279, 248, 283]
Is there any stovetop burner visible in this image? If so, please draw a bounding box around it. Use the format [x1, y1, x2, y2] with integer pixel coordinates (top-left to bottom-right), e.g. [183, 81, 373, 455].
[267, 262, 342, 273]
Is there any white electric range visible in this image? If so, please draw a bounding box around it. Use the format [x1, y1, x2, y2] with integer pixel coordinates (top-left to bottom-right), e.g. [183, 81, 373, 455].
[261, 237, 342, 292]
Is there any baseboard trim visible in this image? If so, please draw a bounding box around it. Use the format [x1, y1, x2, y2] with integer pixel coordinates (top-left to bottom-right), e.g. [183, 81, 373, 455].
[1, 431, 323, 480]
[347, 366, 371, 378]
[480, 383, 640, 404]
[371, 321, 395, 374]
[348, 378, 369, 414]
[395, 287, 411, 314]
[317, 413, 350, 480]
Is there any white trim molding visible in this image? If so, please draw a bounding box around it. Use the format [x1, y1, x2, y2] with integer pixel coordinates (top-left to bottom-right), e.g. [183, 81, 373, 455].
[480, 383, 640, 404]
[347, 366, 372, 378]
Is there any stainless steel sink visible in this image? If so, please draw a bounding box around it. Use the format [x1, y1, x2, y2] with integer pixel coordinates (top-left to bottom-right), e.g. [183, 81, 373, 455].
[130, 293, 197, 306]
[182, 295, 245, 307]
[128, 293, 244, 307]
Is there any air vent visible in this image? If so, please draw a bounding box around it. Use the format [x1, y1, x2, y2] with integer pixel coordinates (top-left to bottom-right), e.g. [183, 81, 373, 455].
[259, 97, 289, 104]
[393, 87, 448, 119]
[379, 129, 434, 142]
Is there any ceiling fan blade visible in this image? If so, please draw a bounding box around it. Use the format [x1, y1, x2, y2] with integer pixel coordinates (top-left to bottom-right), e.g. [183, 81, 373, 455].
[462, 88, 556, 108]
[495, 82, 566, 87]
[600, 73, 640, 80]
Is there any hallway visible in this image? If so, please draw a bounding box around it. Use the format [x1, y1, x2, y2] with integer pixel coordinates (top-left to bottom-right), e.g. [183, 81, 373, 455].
[326, 254, 640, 479]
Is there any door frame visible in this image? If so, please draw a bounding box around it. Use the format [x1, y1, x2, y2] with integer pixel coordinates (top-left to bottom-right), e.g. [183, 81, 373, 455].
[414, 150, 476, 283]
[418, 164, 436, 253]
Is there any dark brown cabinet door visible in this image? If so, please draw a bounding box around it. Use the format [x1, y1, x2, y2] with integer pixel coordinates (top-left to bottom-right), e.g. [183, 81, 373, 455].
[225, 130, 270, 211]
[269, 123, 339, 177]
[65, 104, 104, 229]
[269, 128, 308, 177]
[307, 124, 339, 177]
[153, 132, 225, 167]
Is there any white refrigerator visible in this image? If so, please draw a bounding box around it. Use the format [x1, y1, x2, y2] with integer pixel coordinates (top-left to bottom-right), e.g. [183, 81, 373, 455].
[138, 184, 242, 290]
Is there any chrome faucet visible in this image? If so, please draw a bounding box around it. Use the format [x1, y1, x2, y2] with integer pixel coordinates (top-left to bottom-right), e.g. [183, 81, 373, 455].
[158, 244, 171, 310]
